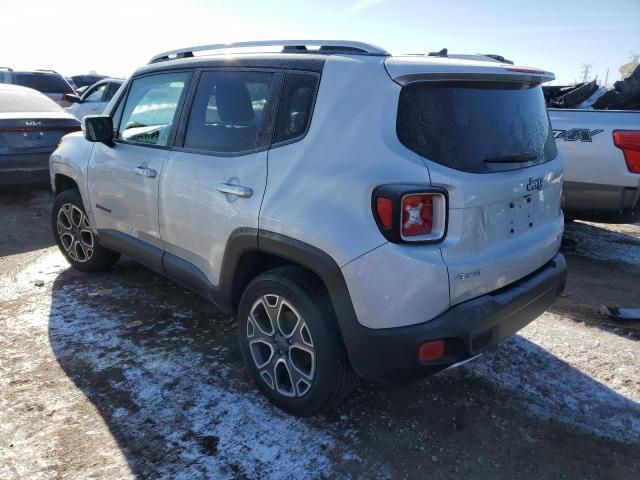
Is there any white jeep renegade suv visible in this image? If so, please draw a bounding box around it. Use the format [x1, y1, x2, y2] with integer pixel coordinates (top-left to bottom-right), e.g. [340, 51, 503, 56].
[49, 40, 567, 416]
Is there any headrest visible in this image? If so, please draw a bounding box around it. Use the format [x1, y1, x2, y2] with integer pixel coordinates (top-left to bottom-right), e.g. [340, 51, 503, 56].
[216, 79, 254, 123]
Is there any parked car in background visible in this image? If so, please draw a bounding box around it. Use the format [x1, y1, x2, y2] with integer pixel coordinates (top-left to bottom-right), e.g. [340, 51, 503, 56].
[64, 78, 124, 121]
[70, 74, 108, 90]
[543, 71, 640, 224]
[0, 68, 75, 107]
[0, 84, 80, 186]
[547, 109, 640, 223]
[49, 40, 566, 415]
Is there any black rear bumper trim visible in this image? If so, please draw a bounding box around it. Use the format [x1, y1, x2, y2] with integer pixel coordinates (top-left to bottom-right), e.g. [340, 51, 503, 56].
[347, 253, 567, 383]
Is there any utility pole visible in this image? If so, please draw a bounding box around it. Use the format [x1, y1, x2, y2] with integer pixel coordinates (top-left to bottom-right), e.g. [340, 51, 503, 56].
[580, 63, 593, 83]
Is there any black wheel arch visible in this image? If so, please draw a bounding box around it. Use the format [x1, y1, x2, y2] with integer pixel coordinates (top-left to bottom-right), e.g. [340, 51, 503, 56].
[220, 229, 369, 379]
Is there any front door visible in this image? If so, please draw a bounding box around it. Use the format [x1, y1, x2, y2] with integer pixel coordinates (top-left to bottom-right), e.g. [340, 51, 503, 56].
[159, 69, 279, 287]
[88, 71, 191, 259]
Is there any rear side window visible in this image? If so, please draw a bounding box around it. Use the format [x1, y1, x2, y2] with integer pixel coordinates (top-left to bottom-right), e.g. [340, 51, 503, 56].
[117, 72, 190, 146]
[183, 70, 276, 154]
[84, 83, 107, 103]
[104, 82, 121, 102]
[14, 73, 73, 94]
[274, 73, 319, 144]
[397, 82, 557, 173]
[0, 89, 61, 113]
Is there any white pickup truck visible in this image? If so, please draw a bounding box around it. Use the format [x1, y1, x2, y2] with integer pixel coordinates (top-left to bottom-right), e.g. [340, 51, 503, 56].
[548, 109, 640, 223]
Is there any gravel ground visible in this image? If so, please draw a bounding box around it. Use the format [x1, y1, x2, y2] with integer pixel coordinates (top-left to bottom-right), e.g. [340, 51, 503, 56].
[1, 188, 639, 479]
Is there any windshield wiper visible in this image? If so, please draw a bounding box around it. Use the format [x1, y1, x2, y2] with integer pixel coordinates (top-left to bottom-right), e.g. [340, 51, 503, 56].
[483, 153, 537, 164]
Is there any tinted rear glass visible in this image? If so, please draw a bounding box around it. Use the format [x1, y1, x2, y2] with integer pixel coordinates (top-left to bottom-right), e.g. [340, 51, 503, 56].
[14, 73, 73, 94]
[397, 82, 557, 173]
[0, 89, 61, 113]
[274, 73, 319, 144]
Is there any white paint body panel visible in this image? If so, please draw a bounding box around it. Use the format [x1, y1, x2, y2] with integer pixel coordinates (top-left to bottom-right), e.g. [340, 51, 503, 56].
[429, 158, 564, 305]
[65, 100, 108, 121]
[549, 109, 639, 188]
[159, 150, 267, 286]
[87, 142, 167, 249]
[260, 56, 430, 268]
[341, 243, 450, 329]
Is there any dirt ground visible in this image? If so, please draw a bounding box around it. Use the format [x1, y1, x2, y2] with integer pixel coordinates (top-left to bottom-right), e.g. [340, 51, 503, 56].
[1, 187, 639, 480]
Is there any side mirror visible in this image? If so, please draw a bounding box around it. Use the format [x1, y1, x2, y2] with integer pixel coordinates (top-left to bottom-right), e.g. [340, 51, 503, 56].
[64, 93, 81, 104]
[83, 115, 113, 144]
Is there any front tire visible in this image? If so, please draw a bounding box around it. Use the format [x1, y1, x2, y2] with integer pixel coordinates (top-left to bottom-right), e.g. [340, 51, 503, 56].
[237, 267, 357, 416]
[51, 189, 120, 272]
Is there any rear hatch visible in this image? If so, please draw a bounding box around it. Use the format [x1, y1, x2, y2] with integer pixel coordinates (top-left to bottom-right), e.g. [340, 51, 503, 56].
[387, 57, 564, 305]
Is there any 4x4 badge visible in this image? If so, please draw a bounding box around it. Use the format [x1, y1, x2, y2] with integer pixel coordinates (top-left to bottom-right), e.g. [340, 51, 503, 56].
[527, 177, 544, 191]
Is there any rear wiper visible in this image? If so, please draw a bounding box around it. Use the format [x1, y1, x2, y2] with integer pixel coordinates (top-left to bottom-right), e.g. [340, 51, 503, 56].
[483, 153, 537, 164]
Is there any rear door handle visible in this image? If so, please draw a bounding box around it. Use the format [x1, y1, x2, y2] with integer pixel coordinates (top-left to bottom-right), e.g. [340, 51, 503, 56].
[135, 166, 157, 178]
[216, 183, 253, 198]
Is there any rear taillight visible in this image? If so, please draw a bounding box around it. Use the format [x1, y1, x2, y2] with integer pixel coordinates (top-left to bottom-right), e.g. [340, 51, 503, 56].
[402, 194, 434, 237]
[372, 185, 447, 243]
[613, 130, 640, 174]
[375, 197, 393, 228]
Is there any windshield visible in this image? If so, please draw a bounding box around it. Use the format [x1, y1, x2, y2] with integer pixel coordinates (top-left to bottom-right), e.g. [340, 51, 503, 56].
[396, 81, 557, 173]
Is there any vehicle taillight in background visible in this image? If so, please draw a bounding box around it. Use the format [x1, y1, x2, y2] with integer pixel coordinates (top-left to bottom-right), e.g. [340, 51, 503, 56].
[372, 185, 447, 243]
[613, 130, 640, 174]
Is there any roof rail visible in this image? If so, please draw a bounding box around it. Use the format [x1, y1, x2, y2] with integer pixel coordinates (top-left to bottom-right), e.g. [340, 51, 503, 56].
[0, 67, 13, 71]
[35, 69, 59, 74]
[149, 40, 390, 64]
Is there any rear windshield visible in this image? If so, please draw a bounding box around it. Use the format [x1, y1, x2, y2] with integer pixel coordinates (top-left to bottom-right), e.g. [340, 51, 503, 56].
[0, 89, 61, 113]
[14, 73, 73, 94]
[397, 82, 557, 173]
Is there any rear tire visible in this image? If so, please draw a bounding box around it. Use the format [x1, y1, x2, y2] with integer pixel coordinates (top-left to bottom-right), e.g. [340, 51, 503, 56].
[237, 266, 358, 416]
[51, 189, 120, 272]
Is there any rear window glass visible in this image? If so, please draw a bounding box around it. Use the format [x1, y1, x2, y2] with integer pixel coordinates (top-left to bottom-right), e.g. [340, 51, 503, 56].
[0, 89, 61, 113]
[397, 82, 557, 173]
[14, 73, 73, 94]
[274, 73, 319, 144]
[183, 70, 276, 153]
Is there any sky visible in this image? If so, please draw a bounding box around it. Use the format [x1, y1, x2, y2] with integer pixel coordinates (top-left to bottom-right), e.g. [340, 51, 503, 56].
[1, 0, 638, 85]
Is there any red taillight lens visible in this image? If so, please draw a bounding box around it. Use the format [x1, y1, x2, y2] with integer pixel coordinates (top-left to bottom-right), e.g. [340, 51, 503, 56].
[375, 197, 393, 228]
[401, 194, 433, 237]
[418, 340, 445, 362]
[613, 130, 640, 174]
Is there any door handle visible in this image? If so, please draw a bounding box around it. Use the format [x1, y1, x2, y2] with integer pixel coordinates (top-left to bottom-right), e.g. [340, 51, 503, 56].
[135, 166, 157, 178]
[216, 183, 253, 198]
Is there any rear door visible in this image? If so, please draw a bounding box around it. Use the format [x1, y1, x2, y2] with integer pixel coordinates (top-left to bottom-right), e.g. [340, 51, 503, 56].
[390, 61, 564, 305]
[87, 71, 191, 265]
[159, 69, 279, 289]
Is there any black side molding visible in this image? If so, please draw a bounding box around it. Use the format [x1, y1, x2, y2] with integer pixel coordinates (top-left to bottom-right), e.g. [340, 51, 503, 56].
[97, 229, 164, 274]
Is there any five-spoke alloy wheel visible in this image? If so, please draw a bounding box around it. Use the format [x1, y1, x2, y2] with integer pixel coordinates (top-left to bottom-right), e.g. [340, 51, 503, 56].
[238, 266, 358, 416]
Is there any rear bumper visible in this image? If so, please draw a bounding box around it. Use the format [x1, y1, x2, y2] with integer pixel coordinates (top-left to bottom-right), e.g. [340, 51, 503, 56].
[563, 181, 640, 224]
[346, 253, 567, 383]
[0, 152, 50, 186]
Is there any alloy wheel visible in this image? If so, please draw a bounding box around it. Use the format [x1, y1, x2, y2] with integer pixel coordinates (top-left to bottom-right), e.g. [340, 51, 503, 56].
[246, 294, 316, 398]
[56, 203, 94, 263]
